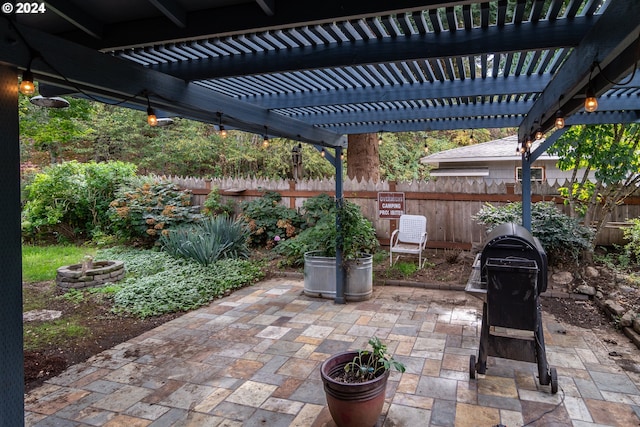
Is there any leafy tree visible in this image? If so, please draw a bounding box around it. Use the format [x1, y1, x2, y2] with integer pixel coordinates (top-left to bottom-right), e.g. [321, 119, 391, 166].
[19, 94, 93, 164]
[22, 160, 137, 240]
[547, 124, 640, 247]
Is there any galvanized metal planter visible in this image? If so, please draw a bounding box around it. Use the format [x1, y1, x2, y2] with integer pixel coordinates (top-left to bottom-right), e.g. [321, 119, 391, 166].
[303, 251, 373, 301]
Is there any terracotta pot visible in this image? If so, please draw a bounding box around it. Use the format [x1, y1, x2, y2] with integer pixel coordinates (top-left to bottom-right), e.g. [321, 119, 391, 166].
[320, 351, 390, 427]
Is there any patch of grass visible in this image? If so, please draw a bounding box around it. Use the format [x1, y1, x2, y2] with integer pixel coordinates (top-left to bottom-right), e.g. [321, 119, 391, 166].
[22, 244, 96, 283]
[61, 288, 85, 304]
[372, 250, 388, 265]
[23, 317, 88, 351]
[389, 261, 418, 277]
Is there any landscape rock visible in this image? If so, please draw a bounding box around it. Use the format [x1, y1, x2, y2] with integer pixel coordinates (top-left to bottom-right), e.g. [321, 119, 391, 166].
[552, 271, 573, 285]
[575, 284, 597, 296]
[620, 310, 637, 328]
[23, 309, 62, 322]
[603, 299, 626, 317]
[585, 266, 599, 278]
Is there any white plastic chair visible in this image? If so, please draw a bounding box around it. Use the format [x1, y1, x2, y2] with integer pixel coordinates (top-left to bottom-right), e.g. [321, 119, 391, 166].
[389, 215, 428, 267]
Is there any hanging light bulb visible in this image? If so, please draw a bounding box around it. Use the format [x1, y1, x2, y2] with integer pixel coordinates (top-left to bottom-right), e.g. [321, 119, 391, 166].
[424, 143, 429, 154]
[535, 128, 543, 140]
[526, 138, 533, 149]
[147, 108, 158, 126]
[584, 86, 598, 113]
[584, 64, 598, 113]
[378, 132, 383, 145]
[217, 112, 227, 137]
[554, 110, 565, 129]
[321, 148, 325, 158]
[262, 136, 269, 148]
[146, 95, 157, 126]
[469, 131, 474, 144]
[19, 70, 35, 95]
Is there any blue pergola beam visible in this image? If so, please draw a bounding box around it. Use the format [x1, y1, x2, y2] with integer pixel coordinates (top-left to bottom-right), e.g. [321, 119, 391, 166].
[519, 0, 640, 142]
[150, 19, 591, 81]
[0, 19, 346, 148]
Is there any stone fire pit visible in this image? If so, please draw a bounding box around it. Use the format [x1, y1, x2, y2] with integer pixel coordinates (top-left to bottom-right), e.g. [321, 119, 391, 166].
[56, 260, 125, 289]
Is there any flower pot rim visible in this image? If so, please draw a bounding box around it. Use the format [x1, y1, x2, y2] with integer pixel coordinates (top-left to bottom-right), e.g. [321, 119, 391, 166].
[321, 350, 390, 388]
[304, 251, 373, 260]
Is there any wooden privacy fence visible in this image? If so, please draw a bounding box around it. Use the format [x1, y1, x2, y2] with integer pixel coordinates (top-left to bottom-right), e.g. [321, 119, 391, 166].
[164, 175, 640, 249]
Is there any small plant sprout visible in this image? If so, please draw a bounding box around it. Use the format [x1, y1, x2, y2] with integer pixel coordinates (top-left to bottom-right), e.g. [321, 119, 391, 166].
[344, 337, 405, 381]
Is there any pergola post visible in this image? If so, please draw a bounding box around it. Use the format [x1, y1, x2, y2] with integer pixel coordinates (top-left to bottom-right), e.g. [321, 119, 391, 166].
[334, 146, 345, 304]
[0, 64, 25, 426]
[522, 129, 568, 231]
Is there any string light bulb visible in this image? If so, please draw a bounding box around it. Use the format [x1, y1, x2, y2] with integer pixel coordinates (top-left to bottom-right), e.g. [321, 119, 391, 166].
[584, 86, 598, 113]
[378, 133, 383, 145]
[147, 108, 157, 126]
[469, 131, 474, 144]
[584, 64, 598, 113]
[217, 113, 227, 137]
[424, 143, 429, 154]
[535, 128, 543, 140]
[554, 110, 565, 129]
[321, 148, 325, 157]
[146, 95, 157, 126]
[19, 70, 35, 95]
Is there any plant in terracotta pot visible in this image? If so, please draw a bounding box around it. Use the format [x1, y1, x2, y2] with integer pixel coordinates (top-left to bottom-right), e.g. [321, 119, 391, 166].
[320, 337, 405, 427]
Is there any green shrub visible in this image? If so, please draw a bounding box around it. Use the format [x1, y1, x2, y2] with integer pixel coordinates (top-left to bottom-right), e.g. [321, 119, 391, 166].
[98, 247, 264, 318]
[473, 201, 594, 263]
[623, 218, 640, 264]
[108, 177, 203, 244]
[160, 216, 249, 265]
[21, 160, 137, 241]
[276, 196, 379, 266]
[203, 187, 235, 217]
[240, 191, 304, 248]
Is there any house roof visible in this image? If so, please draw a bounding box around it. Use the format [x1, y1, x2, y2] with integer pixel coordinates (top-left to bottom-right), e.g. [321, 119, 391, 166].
[421, 135, 558, 165]
[1, 0, 638, 149]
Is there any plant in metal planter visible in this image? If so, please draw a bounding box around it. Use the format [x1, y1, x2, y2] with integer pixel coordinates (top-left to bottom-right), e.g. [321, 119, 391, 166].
[276, 194, 379, 300]
[320, 337, 405, 427]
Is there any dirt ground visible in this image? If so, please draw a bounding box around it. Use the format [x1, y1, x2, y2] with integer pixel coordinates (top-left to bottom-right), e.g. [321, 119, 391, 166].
[23, 248, 635, 392]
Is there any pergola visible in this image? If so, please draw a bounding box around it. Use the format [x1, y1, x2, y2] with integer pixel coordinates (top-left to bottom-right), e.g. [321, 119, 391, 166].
[1, 1, 639, 423]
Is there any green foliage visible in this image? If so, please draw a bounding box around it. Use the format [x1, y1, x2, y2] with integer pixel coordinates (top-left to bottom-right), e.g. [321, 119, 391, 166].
[108, 177, 203, 244]
[21, 160, 137, 240]
[61, 288, 85, 304]
[623, 218, 640, 264]
[240, 191, 304, 248]
[473, 202, 594, 263]
[389, 261, 418, 277]
[276, 195, 379, 266]
[99, 247, 264, 318]
[203, 187, 235, 217]
[593, 246, 631, 271]
[22, 244, 96, 282]
[548, 124, 640, 241]
[160, 216, 250, 265]
[343, 337, 406, 382]
[20, 95, 94, 164]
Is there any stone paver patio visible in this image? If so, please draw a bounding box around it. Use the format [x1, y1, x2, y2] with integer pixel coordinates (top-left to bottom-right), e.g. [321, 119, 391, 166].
[25, 278, 640, 426]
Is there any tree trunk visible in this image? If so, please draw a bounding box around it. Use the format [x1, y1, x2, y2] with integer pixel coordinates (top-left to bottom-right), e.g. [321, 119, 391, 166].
[346, 133, 380, 182]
